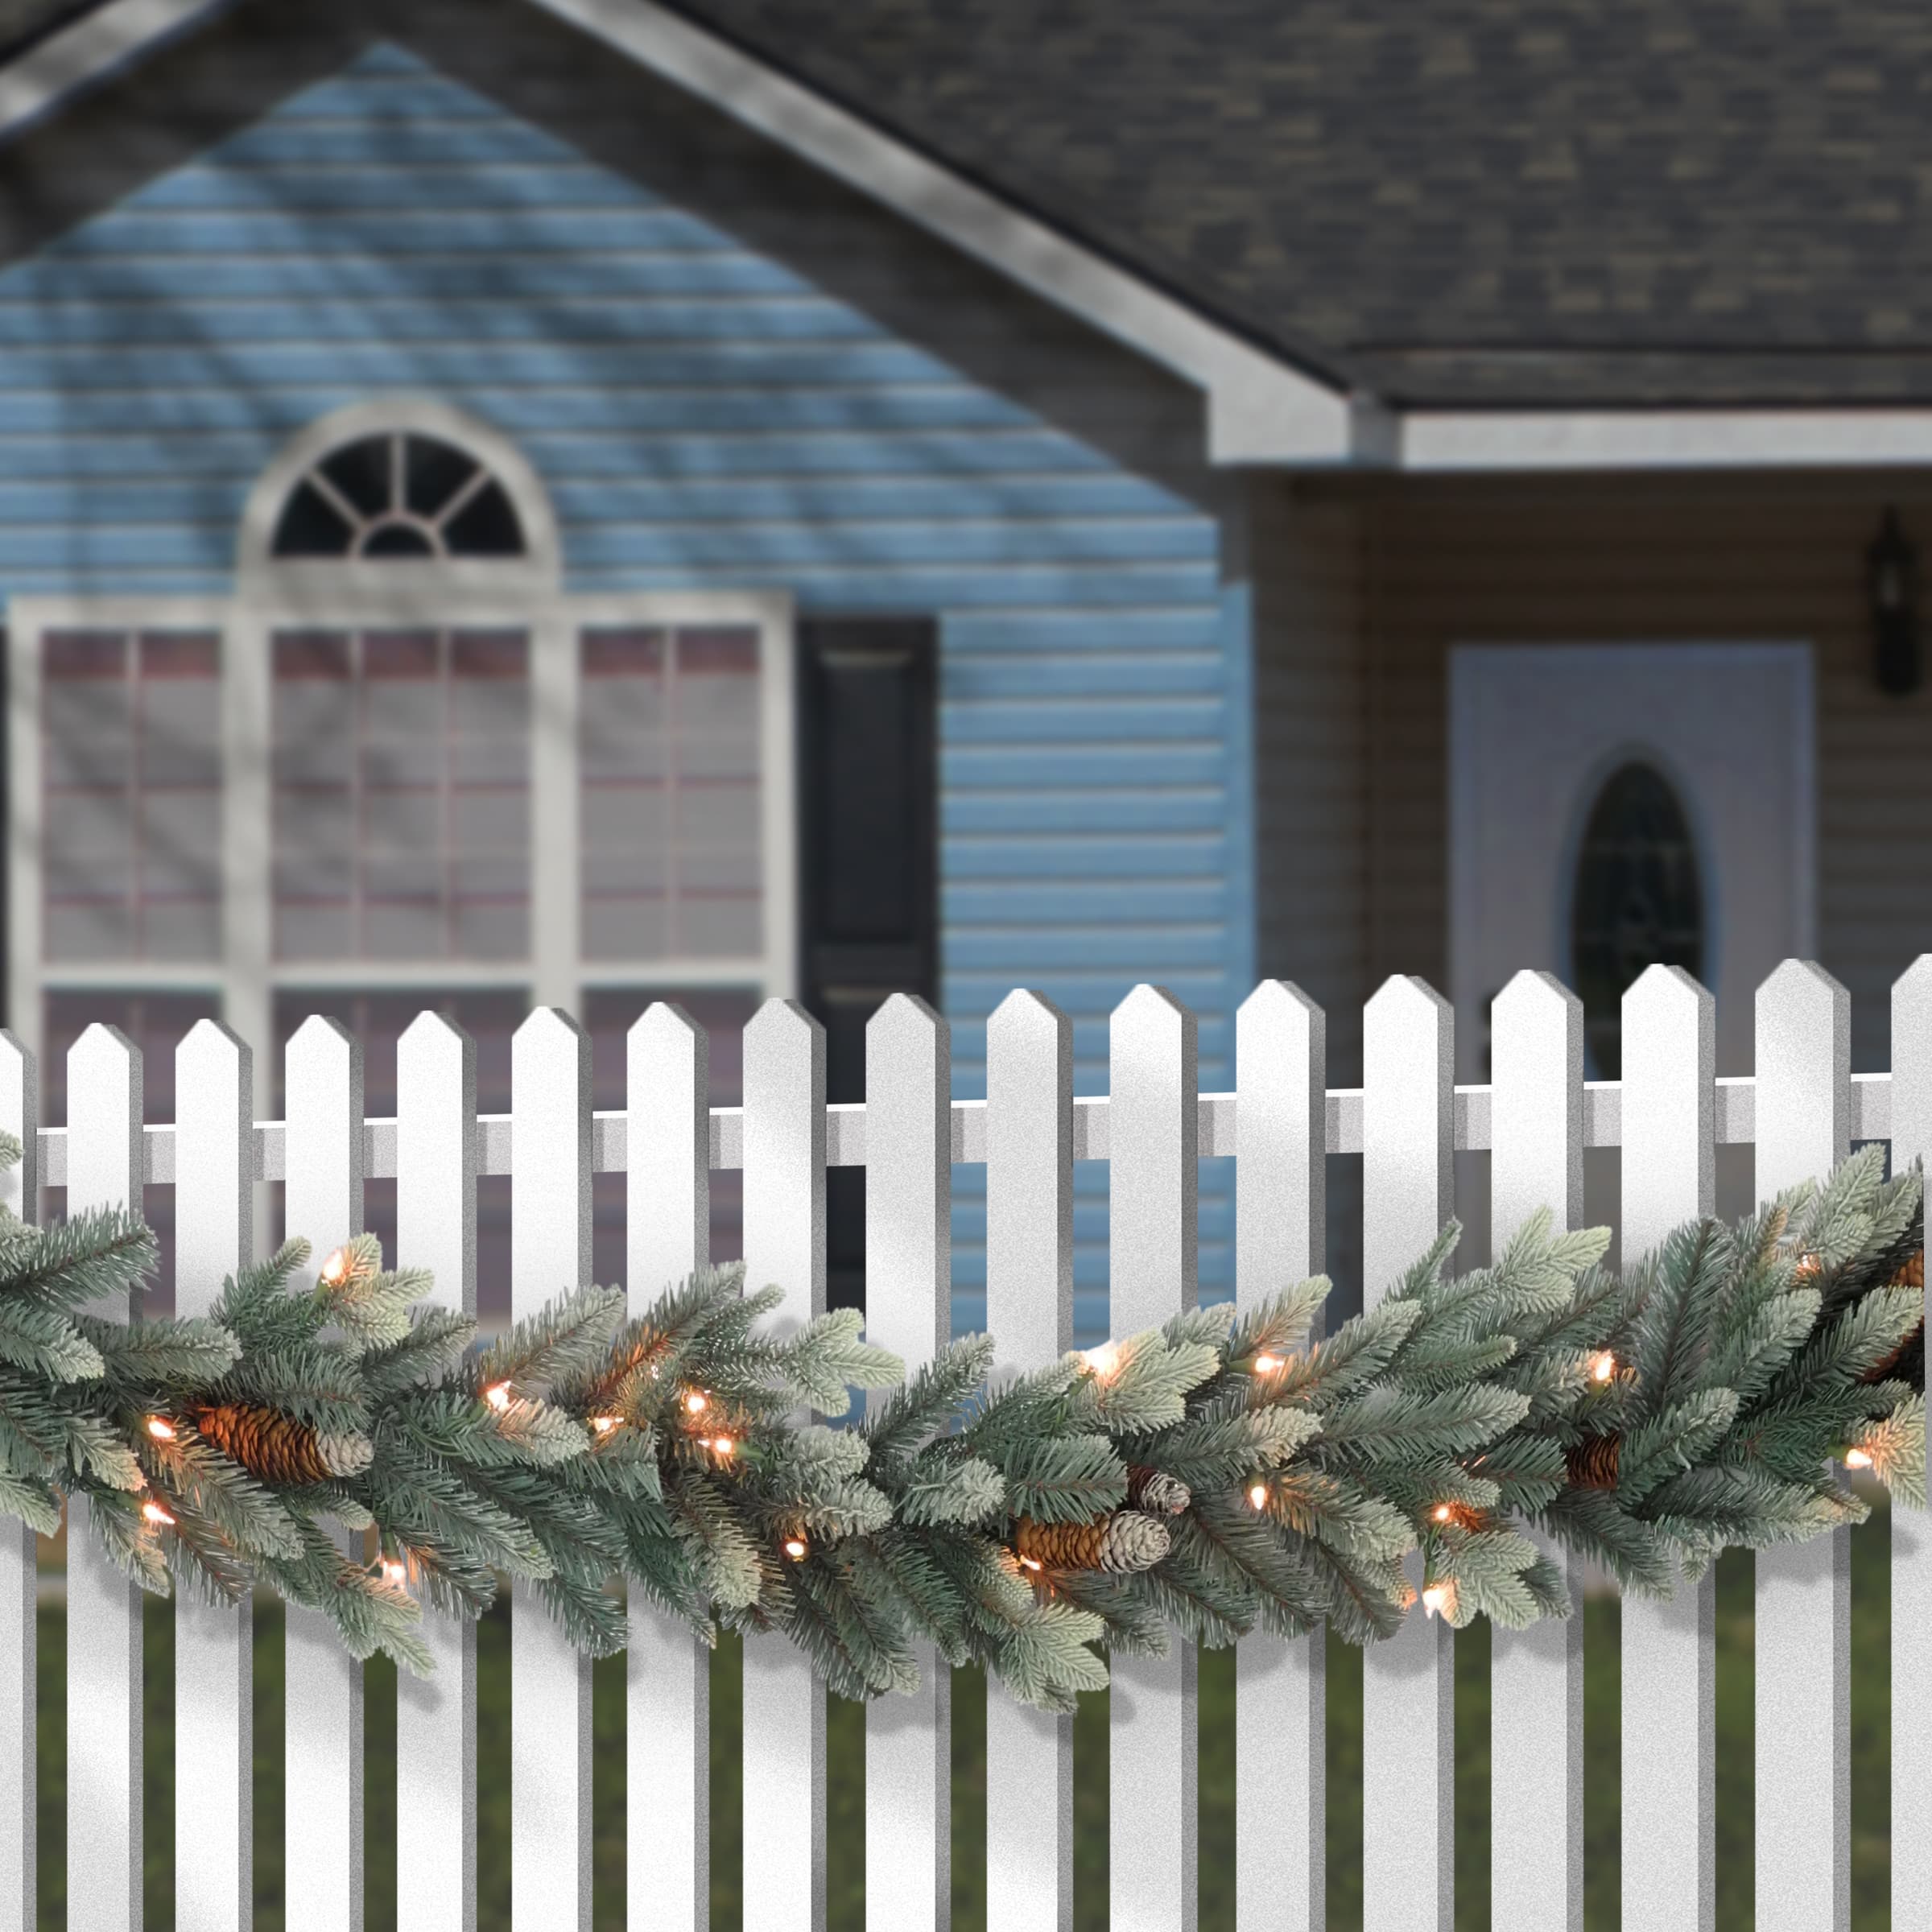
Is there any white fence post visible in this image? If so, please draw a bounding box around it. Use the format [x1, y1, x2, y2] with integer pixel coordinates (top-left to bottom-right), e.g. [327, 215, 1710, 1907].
[396, 1013, 479, 1932]
[510, 1009, 593, 1930]
[66, 1023, 144, 1932]
[284, 1014, 366, 1932]
[1620, 964, 1716, 1932]
[1109, 985, 1199, 1932]
[741, 999, 828, 1932]
[0, 1034, 33, 1932]
[984, 990, 1074, 1932]
[1893, 955, 1932, 1932]
[1233, 982, 1324, 1932]
[1753, 961, 1852, 1932]
[1360, 976, 1454, 1931]
[175, 1020, 255, 1932]
[1488, 971, 1584, 1932]
[865, 994, 952, 1932]
[628, 1003, 711, 1932]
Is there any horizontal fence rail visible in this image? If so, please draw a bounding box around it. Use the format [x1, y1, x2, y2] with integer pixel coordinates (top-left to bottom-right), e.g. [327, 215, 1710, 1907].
[0, 956, 1925, 1932]
[24, 1067, 1901, 1185]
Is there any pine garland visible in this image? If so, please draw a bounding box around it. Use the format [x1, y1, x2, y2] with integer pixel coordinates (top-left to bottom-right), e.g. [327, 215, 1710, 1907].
[0, 1125, 1920, 1709]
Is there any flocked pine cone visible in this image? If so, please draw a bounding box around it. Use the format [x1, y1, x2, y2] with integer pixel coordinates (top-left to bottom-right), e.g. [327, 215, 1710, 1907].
[1014, 1509, 1171, 1574]
[194, 1403, 374, 1484]
[1565, 1433, 1621, 1492]
[1125, 1464, 1191, 1515]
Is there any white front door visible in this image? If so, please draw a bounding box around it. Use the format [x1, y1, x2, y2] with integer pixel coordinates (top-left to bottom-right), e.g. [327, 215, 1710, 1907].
[1448, 642, 1815, 1252]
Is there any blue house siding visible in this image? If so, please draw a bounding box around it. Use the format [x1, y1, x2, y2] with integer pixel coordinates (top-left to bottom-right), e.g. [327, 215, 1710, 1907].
[0, 41, 1244, 1338]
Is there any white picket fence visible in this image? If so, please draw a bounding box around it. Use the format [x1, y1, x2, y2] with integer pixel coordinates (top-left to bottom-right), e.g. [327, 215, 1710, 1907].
[0, 956, 1928, 1932]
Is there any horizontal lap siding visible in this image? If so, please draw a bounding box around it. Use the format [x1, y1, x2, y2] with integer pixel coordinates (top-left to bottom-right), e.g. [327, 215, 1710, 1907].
[0, 32, 1241, 1336]
[1344, 477, 1932, 1074]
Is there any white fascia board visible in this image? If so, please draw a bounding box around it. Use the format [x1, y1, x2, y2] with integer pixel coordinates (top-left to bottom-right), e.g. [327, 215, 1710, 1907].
[1398, 407, 1932, 472]
[0, 0, 233, 141]
[532, 0, 1357, 465]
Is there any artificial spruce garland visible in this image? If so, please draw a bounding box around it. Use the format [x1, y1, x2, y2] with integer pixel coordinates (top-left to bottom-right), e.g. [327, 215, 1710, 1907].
[0, 1127, 1921, 1709]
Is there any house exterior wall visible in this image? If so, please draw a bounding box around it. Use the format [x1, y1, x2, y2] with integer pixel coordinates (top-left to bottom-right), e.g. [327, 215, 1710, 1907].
[1253, 472, 1932, 1089]
[0, 14, 1249, 1331]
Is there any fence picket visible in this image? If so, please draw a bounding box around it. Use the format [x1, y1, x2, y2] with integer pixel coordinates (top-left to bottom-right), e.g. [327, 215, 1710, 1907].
[0, 1034, 33, 1932]
[1232, 982, 1324, 1932]
[1109, 985, 1199, 1932]
[1360, 976, 1455, 1930]
[284, 1015, 367, 1932]
[1619, 965, 1716, 1932]
[396, 1013, 479, 1932]
[741, 1000, 828, 1932]
[175, 1021, 254, 1932]
[1893, 956, 1932, 1932]
[1753, 961, 1852, 1932]
[865, 995, 952, 1932]
[985, 990, 1074, 1932]
[627, 1004, 711, 1932]
[510, 1009, 593, 1930]
[1488, 972, 1585, 1932]
[66, 1025, 143, 1932]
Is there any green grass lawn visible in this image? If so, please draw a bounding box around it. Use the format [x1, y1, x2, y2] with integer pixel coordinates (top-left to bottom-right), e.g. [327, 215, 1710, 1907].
[29, 1505, 1894, 1930]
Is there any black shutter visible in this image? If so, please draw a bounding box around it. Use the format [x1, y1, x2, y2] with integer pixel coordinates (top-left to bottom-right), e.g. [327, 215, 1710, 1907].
[797, 617, 939, 1309]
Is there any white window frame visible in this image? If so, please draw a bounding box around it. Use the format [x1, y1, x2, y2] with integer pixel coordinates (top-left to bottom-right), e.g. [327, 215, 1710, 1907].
[9, 402, 797, 1075]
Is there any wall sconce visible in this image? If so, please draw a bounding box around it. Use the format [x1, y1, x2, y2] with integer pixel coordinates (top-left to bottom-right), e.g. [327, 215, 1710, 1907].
[1869, 507, 1921, 696]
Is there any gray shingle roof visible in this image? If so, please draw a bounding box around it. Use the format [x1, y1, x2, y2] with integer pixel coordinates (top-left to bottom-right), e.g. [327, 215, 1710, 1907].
[672, 0, 1932, 407]
[16, 0, 1932, 405]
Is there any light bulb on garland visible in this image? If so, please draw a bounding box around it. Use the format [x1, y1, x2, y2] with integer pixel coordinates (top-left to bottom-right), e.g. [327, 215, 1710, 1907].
[784, 1536, 808, 1559]
[1247, 1482, 1268, 1510]
[485, 1383, 511, 1412]
[1589, 1351, 1616, 1384]
[591, 1415, 618, 1435]
[319, 1247, 350, 1286]
[380, 1558, 407, 1583]
[1082, 1343, 1119, 1379]
[1421, 1583, 1451, 1620]
[1432, 1504, 1452, 1523]
[146, 1416, 175, 1441]
[683, 1390, 708, 1416]
[1253, 1352, 1283, 1374]
[1844, 1447, 1875, 1471]
[142, 1500, 175, 1527]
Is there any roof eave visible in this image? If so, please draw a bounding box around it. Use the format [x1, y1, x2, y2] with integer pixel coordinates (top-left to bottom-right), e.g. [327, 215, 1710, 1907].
[16, 0, 1932, 474]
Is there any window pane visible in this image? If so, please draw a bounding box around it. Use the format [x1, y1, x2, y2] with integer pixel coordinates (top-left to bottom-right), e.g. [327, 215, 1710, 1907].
[273, 627, 530, 964]
[273, 988, 524, 1320]
[42, 988, 222, 1313]
[42, 628, 221, 965]
[1570, 761, 1704, 1080]
[583, 986, 758, 1290]
[580, 624, 763, 964]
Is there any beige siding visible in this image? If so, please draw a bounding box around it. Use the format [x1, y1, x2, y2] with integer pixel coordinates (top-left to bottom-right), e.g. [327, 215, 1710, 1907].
[1257, 472, 1932, 1075]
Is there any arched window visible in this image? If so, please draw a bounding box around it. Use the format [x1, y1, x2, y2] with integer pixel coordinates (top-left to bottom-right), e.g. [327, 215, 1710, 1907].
[270, 431, 526, 559]
[1569, 760, 1704, 1079]
[17, 402, 793, 1150]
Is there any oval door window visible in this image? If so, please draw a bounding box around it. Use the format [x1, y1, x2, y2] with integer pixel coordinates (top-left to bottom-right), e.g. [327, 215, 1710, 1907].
[1570, 760, 1705, 1079]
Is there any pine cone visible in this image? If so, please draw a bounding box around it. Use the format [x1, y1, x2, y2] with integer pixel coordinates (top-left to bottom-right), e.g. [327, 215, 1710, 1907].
[1125, 1464, 1191, 1515]
[1014, 1509, 1171, 1574]
[195, 1404, 371, 1485]
[1894, 1251, 1925, 1292]
[1565, 1433, 1620, 1492]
